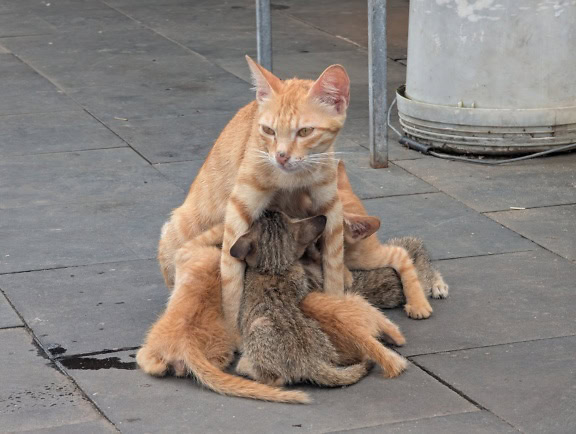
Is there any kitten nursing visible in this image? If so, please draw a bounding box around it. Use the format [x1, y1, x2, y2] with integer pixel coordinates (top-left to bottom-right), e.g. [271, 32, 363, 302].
[231, 211, 407, 389]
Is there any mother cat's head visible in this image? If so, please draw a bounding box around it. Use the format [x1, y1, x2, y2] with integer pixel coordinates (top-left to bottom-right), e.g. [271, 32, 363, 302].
[246, 56, 350, 173]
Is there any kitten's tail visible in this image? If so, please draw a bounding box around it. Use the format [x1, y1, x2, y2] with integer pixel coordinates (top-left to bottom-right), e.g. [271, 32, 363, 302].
[311, 361, 369, 387]
[184, 346, 311, 404]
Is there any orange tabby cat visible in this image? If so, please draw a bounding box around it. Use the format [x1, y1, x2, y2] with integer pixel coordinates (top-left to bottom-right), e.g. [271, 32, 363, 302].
[161, 56, 350, 335]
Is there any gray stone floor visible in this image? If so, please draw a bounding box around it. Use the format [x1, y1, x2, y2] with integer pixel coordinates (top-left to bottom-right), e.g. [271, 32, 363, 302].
[0, 1, 574, 433]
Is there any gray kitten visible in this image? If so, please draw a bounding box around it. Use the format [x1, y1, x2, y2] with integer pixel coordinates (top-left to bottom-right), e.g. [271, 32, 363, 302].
[230, 211, 370, 387]
[350, 236, 449, 309]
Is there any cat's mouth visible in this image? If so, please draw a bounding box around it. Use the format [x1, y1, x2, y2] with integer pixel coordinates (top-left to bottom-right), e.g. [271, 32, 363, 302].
[274, 161, 302, 173]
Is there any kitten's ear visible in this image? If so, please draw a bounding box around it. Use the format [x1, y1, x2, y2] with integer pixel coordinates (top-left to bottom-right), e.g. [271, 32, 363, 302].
[308, 64, 350, 114]
[337, 160, 353, 191]
[296, 215, 327, 245]
[343, 213, 381, 244]
[245, 55, 282, 103]
[230, 234, 254, 261]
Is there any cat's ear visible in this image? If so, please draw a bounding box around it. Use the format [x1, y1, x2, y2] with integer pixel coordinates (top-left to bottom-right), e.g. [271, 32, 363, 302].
[343, 213, 380, 244]
[308, 64, 350, 114]
[337, 160, 353, 191]
[230, 234, 254, 261]
[245, 55, 282, 103]
[295, 215, 327, 245]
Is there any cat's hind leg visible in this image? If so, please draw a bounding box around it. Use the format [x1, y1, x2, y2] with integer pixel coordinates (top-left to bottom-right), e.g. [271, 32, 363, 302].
[136, 347, 169, 377]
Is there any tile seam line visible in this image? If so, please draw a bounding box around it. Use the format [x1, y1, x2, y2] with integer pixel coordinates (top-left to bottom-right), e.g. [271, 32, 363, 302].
[432, 248, 537, 262]
[319, 409, 485, 434]
[4, 51, 154, 165]
[406, 333, 576, 358]
[484, 202, 576, 213]
[0, 324, 25, 330]
[0, 257, 155, 276]
[1, 145, 128, 159]
[0, 108, 83, 118]
[409, 360, 524, 433]
[0, 285, 121, 432]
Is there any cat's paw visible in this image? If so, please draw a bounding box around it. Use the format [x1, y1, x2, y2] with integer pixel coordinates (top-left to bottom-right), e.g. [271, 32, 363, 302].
[431, 273, 449, 299]
[404, 302, 433, 319]
[382, 351, 408, 378]
[136, 347, 169, 377]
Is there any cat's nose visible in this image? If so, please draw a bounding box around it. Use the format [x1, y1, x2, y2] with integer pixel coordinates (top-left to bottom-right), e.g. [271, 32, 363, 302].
[275, 152, 290, 166]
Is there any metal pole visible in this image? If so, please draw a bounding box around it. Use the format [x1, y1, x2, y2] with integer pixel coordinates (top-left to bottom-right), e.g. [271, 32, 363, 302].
[368, 0, 388, 168]
[256, 0, 272, 71]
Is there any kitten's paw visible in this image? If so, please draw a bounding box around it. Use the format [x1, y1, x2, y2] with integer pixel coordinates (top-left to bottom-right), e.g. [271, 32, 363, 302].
[404, 302, 433, 319]
[235, 356, 256, 379]
[382, 352, 408, 378]
[387, 328, 406, 347]
[431, 273, 449, 299]
[377, 318, 406, 346]
[136, 347, 169, 377]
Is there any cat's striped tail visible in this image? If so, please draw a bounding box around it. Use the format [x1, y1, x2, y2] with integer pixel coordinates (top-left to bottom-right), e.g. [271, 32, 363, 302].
[183, 345, 311, 404]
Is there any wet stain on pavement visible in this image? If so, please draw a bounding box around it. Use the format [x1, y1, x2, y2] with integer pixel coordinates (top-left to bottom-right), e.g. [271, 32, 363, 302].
[60, 356, 137, 370]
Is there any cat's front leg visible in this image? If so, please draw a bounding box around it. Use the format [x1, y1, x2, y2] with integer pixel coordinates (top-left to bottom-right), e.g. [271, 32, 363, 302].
[220, 177, 275, 335]
[310, 176, 345, 296]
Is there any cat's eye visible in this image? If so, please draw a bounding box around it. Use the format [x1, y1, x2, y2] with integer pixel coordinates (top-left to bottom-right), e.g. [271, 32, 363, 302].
[297, 127, 314, 137]
[262, 126, 275, 136]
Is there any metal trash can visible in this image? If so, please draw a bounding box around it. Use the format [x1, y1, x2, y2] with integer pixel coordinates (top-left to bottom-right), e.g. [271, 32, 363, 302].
[397, 0, 576, 155]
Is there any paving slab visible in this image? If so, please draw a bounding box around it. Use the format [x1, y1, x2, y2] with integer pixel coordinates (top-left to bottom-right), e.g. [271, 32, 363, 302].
[0, 192, 184, 273]
[340, 155, 436, 199]
[285, 0, 409, 60]
[0, 292, 23, 329]
[102, 110, 240, 163]
[0, 0, 107, 14]
[414, 336, 576, 434]
[0, 328, 105, 432]
[362, 192, 536, 261]
[20, 419, 117, 434]
[0, 29, 224, 90]
[153, 160, 204, 192]
[0, 111, 125, 157]
[487, 204, 576, 262]
[396, 154, 576, 212]
[381, 249, 576, 356]
[0, 12, 55, 37]
[0, 259, 166, 356]
[0, 148, 183, 210]
[115, 2, 357, 61]
[38, 6, 142, 34]
[69, 75, 250, 120]
[0, 53, 75, 116]
[67, 350, 475, 433]
[327, 411, 518, 434]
